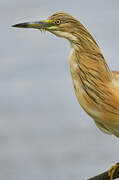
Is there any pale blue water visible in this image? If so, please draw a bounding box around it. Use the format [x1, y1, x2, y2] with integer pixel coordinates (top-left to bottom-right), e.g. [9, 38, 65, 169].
[1, 0, 119, 179]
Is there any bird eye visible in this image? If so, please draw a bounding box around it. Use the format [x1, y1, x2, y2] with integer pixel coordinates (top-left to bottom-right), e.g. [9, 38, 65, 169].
[56, 19, 61, 25]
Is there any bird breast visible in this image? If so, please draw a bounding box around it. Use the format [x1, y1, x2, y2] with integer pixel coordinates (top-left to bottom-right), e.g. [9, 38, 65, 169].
[69, 48, 102, 119]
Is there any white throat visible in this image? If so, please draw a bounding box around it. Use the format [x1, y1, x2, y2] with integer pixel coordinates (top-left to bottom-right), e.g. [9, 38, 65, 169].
[53, 31, 77, 41]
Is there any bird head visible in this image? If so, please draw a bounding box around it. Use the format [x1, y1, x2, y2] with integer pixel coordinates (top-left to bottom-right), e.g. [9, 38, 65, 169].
[12, 12, 80, 42]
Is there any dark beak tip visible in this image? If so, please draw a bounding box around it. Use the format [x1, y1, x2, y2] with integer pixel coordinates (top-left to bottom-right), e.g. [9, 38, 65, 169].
[11, 23, 29, 28]
[11, 24, 17, 27]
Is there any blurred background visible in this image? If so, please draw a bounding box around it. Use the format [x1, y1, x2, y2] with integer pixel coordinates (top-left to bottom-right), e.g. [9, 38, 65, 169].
[1, 0, 119, 179]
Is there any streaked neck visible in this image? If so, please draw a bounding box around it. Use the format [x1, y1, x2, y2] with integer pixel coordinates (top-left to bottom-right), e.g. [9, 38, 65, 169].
[68, 24, 112, 82]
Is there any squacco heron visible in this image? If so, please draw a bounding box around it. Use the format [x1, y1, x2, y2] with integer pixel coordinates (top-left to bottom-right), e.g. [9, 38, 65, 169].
[12, 12, 119, 180]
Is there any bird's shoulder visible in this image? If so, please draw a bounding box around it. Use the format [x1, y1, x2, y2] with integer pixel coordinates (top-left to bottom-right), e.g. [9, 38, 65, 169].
[110, 70, 119, 104]
[112, 71, 119, 86]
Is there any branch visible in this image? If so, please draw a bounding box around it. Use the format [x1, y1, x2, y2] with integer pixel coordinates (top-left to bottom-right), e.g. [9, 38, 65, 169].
[88, 167, 119, 180]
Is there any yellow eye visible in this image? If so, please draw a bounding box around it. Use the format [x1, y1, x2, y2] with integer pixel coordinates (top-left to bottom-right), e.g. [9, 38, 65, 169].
[56, 19, 61, 25]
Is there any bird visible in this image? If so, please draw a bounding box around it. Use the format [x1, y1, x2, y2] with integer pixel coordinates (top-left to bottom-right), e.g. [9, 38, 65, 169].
[12, 11, 119, 180]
